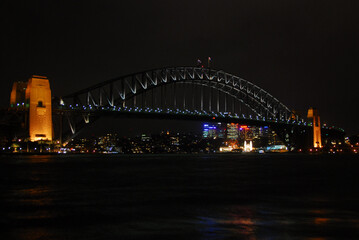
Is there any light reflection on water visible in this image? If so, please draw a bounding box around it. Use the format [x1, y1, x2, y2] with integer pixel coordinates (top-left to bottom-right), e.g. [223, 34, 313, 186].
[197, 205, 257, 240]
[5, 159, 56, 240]
[314, 217, 330, 225]
[16, 228, 52, 240]
[1, 154, 359, 239]
[27, 155, 53, 163]
[194, 202, 359, 240]
[12, 186, 53, 219]
[16, 186, 52, 203]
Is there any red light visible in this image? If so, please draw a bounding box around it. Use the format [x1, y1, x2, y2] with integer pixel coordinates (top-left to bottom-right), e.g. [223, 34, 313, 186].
[240, 125, 249, 130]
[212, 117, 215, 119]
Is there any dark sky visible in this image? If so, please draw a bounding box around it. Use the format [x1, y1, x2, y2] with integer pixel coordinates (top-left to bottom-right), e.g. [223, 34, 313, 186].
[1, 0, 358, 135]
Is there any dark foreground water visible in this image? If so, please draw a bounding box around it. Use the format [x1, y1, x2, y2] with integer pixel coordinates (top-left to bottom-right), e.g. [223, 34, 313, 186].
[1, 154, 359, 240]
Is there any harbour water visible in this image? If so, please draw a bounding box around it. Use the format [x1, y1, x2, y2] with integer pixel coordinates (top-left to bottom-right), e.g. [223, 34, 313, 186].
[1, 153, 359, 239]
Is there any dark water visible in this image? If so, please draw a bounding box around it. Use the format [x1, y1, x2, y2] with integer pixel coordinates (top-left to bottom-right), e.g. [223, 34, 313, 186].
[1, 153, 359, 240]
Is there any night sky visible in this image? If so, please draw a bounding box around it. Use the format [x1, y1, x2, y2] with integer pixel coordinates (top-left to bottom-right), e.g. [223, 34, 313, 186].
[1, 0, 358, 136]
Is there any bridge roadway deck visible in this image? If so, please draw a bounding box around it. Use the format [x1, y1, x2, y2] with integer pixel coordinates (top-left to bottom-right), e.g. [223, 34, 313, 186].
[53, 106, 342, 133]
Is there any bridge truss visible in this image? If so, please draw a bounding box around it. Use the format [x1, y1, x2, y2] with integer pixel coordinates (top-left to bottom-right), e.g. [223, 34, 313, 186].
[55, 67, 299, 142]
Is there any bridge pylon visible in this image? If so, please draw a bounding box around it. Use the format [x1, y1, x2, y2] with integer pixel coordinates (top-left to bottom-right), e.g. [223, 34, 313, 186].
[307, 107, 322, 148]
[10, 75, 53, 142]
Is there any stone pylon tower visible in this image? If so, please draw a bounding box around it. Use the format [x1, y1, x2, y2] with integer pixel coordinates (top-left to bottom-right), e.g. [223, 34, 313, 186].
[10, 81, 27, 107]
[307, 107, 322, 148]
[25, 75, 53, 141]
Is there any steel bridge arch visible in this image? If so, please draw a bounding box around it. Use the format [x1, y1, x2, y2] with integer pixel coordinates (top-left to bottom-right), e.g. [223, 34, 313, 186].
[61, 66, 293, 120]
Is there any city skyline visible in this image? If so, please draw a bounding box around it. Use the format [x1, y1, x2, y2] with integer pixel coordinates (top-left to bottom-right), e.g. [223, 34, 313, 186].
[1, 1, 358, 135]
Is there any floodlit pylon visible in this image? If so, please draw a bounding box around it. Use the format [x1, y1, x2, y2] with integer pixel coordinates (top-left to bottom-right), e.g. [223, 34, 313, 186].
[307, 107, 322, 148]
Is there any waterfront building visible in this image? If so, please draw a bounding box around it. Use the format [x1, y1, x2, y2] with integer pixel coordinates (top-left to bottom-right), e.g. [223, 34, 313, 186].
[203, 123, 217, 138]
[227, 123, 239, 140]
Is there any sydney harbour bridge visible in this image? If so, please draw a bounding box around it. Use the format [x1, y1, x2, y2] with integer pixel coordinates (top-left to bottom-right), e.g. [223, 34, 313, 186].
[6, 66, 344, 150]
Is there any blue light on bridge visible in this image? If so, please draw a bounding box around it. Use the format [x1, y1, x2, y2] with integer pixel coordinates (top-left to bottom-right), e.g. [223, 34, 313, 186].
[60, 104, 319, 129]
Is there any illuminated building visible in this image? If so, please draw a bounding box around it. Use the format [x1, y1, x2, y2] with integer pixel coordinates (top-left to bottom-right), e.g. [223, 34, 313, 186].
[238, 125, 284, 149]
[10, 81, 27, 107]
[219, 146, 233, 152]
[268, 130, 282, 146]
[203, 123, 225, 139]
[216, 123, 226, 138]
[203, 124, 217, 138]
[239, 125, 250, 140]
[307, 107, 322, 148]
[141, 134, 151, 142]
[244, 140, 253, 152]
[266, 145, 288, 152]
[227, 123, 239, 140]
[26, 76, 53, 141]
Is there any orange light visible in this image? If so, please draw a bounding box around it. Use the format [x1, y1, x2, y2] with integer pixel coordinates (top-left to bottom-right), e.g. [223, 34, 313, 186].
[26, 76, 53, 142]
[212, 117, 215, 119]
[314, 217, 329, 225]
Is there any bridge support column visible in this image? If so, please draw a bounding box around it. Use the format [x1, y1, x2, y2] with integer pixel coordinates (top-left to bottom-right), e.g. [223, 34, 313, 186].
[224, 93, 227, 112]
[200, 84, 203, 111]
[173, 83, 176, 109]
[151, 88, 154, 108]
[209, 82, 212, 111]
[307, 107, 322, 148]
[183, 83, 186, 109]
[232, 96, 235, 114]
[59, 113, 63, 146]
[217, 89, 220, 112]
[192, 82, 195, 110]
[26, 76, 53, 142]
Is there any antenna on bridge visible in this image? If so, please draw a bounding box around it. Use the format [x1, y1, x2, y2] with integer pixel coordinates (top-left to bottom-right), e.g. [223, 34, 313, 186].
[208, 57, 212, 68]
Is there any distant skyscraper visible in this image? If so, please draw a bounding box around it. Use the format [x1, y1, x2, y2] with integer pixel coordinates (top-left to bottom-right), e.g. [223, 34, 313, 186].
[216, 123, 225, 138]
[202, 123, 225, 139]
[227, 123, 239, 140]
[203, 124, 217, 138]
